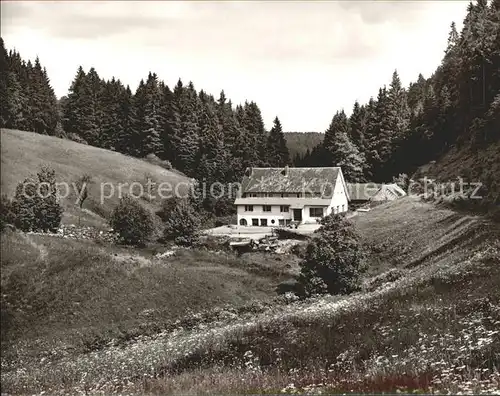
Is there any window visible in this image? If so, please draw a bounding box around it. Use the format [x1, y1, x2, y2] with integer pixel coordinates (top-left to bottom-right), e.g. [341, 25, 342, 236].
[337, 206, 340, 213]
[279, 219, 285, 226]
[239, 219, 247, 226]
[280, 205, 289, 212]
[263, 205, 272, 212]
[252, 218, 259, 226]
[309, 208, 324, 217]
[271, 219, 275, 224]
[260, 218, 268, 226]
[244, 205, 253, 212]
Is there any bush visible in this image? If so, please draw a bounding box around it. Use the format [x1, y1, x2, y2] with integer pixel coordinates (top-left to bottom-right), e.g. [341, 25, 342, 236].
[67, 132, 88, 145]
[275, 227, 308, 240]
[11, 166, 63, 232]
[144, 153, 172, 170]
[298, 213, 366, 297]
[0, 194, 16, 232]
[110, 195, 154, 246]
[162, 199, 200, 246]
[156, 197, 181, 222]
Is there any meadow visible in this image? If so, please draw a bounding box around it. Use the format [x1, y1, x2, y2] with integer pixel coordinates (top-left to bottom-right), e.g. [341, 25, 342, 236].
[1, 129, 189, 228]
[1, 198, 499, 395]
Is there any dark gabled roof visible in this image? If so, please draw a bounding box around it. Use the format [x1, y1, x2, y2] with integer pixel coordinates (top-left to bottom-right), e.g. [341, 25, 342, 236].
[234, 197, 333, 208]
[347, 183, 383, 201]
[240, 167, 341, 194]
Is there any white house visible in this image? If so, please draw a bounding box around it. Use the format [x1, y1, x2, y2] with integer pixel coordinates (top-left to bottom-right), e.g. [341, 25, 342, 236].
[234, 166, 349, 227]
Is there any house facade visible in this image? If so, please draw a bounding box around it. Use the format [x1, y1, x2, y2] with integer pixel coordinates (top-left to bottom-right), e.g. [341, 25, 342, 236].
[234, 166, 349, 227]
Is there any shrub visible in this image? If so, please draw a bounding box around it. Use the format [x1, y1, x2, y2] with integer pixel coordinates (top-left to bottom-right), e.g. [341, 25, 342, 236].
[144, 153, 172, 170]
[156, 197, 182, 222]
[298, 213, 366, 297]
[67, 132, 88, 145]
[162, 199, 200, 246]
[110, 195, 154, 246]
[11, 166, 63, 232]
[275, 227, 308, 240]
[0, 194, 16, 232]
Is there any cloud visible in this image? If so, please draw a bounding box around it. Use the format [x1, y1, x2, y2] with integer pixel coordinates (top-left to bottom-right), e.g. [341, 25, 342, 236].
[1, 1, 198, 38]
[0, 1, 469, 131]
[337, 1, 431, 25]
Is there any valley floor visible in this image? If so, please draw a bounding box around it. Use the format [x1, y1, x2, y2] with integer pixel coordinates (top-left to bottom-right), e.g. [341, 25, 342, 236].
[1, 197, 499, 395]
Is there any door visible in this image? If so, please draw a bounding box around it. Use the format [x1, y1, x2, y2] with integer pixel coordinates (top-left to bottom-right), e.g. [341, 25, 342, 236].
[293, 209, 302, 222]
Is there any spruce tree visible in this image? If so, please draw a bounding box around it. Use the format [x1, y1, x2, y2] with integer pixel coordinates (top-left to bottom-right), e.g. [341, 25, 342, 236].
[170, 79, 200, 175]
[0, 38, 9, 128]
[266, 116, 290, 167]
[62, 66, 87, 140]
[140, 72, 163, 156]
[159, 83, 181, 163]
[323, 111, 365, 182]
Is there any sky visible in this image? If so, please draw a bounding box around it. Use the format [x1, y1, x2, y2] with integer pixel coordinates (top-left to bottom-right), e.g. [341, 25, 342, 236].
[1, 1, 469, 132]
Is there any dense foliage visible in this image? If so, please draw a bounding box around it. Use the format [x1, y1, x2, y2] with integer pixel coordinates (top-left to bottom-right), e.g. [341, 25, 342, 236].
[10, 166, 63, 232]
[285, 132, 324, 164]
[0, 194, 15, 232]
[0, 37, 289, 196]
[298, 214, 366, 296]
[162, 198, 201, 246]
[297, 1, 499, 192]
[1, 1, 498, 211]
[110, 195, 154, 246]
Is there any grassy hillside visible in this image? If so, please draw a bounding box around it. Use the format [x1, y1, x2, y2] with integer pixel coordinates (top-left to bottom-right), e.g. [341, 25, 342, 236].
[412, 141, 500, 218]
[0, 231, 299, 376]
[0, 129, 190, 228]
[2, 197, 498, 394]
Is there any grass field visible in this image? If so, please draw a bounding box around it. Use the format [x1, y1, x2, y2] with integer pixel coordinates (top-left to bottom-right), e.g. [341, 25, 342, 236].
[2, 197, 498, 395]
[0, 129, 190, 228]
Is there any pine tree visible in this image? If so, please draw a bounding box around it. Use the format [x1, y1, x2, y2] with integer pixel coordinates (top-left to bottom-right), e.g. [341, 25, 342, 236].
[349, 101, 367, 151]
[266, 116, 290, 167]
[170, 79, 200, 175]
[84, 67, 105, 146]
[323, 111, 365, 182]
[244, 101, 269, 167]
[100, 78, 123, 150]
[139, 72, 163, 156]
[159, 82, 180, 163]
[26, 58, 59, 135]
[0, 38, 9, 128]
[62, 66, 87, 140]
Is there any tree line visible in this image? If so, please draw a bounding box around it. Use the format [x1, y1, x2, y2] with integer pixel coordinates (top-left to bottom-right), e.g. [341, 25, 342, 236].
[296, 0, 499, 187]
[1, 0, 498, 196]
[0, 37, 290, 190]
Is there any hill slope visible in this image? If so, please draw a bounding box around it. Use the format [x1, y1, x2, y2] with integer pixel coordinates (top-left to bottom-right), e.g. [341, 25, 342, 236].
[2, 197, 498, 394]
[412, 141, 500, 216]
[0, 129, 190, 227]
